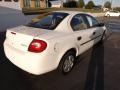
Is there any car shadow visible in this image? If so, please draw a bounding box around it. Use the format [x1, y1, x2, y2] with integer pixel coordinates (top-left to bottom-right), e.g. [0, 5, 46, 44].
[84, 41, 104, 90]
[0, 31, 6, 62]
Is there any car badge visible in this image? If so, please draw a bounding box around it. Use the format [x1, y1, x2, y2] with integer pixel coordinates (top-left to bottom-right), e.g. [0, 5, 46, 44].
[11, 32, 16, 35]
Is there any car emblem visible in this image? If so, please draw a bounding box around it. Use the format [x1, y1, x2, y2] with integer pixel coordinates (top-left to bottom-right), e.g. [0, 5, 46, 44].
[21, 44, 27, 47]
[11, 32, 16, 35]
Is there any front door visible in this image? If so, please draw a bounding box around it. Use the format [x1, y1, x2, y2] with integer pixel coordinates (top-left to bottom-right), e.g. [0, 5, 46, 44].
[71, 14, 95, 55]
[85, 15, 104, 44]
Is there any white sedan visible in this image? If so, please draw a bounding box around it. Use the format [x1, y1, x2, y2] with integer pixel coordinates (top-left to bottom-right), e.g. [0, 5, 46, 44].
[105, 10, 120, 17]
[4, 11, 107, 75]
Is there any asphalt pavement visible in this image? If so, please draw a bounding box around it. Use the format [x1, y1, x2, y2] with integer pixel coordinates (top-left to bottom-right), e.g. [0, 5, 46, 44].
[0, 7, 120, 90]
[0, 6, 35, 32]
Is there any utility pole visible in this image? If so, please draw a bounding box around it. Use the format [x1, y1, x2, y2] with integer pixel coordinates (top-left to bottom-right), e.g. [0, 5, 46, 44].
[102, 0, 104, 7]
[61, 0, 64, 8]
[110, 0, 113, 10]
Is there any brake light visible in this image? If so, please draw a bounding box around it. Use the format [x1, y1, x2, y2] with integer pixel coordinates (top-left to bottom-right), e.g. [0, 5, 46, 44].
[28, 39, 47, 53]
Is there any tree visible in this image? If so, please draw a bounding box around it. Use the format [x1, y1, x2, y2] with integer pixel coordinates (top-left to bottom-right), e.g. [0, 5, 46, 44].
[85, 0, 95, 9]
[48, 1, 52, 7]
[104, 1, 111, 9]
[78, 0, 85, 8]
[114, 7, 120, 11]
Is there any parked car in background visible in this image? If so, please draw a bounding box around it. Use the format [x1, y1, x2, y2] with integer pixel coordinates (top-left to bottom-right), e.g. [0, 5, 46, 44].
[4, 11, 107, 75]
[105, 10, 120, 17]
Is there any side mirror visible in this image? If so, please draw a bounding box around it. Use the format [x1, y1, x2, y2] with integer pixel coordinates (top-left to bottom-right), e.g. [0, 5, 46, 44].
[93, 23, 105, 27]
[97, 23, 105, 27]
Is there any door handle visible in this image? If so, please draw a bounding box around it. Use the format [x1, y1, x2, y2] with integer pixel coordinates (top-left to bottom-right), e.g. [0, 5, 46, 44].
[93, 32, 96, 35]
[77, 36, 82, 41]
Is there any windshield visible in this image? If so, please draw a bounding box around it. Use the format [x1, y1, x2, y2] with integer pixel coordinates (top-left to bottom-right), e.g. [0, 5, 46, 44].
[27, 12, 69, 30]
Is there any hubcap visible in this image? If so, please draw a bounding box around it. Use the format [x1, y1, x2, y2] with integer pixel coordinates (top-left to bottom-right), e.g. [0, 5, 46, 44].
[102, 34, 106, 40]
[63, 55, 75, 73]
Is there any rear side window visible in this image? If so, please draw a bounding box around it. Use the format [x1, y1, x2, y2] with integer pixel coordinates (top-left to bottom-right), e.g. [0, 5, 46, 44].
[86, 15, 99, 27]
[71, 14, 88, 31]
[110, 11, 119, 13]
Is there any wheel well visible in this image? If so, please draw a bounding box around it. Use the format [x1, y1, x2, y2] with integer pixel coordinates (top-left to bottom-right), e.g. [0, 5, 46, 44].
[65, 48, 76, 56]
[57, 48, 77, 69]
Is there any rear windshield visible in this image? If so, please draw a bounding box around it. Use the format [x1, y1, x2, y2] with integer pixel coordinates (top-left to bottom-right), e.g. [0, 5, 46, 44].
[27, 12, 69, 30]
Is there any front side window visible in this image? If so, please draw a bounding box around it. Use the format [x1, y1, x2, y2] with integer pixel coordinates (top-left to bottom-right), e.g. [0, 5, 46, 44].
[109, 11, 118, 13]
[13, 0, 19, 2]
[27, 12, 69, 30]
[112, 11, 119, 13]
[71, 14, 88, 31]
[86, 15, 99, 27]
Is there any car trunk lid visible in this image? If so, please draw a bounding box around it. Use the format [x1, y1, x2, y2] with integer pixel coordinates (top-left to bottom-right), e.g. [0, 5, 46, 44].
[6, 26, 50, 52]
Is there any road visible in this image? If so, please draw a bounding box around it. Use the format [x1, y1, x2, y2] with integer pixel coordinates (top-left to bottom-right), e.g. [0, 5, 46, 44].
[0, 7, 120, 90]
[0, 6, 35, 32]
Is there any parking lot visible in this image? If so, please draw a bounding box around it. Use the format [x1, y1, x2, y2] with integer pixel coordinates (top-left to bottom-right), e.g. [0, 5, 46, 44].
[0, 7, 120, 90]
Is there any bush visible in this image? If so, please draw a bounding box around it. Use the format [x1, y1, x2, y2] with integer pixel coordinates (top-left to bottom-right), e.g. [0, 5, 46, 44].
[78, 0, 85, 8]
[113, 7, 120, 11]
[48, 1, 52, 7]
[104, 1, 111, 9]
[85, 1, 95, 9]
[63, 1, 78, 8]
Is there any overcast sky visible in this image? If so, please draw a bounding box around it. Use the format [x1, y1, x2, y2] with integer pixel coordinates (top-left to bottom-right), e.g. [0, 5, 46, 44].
[62, 0, 120, 7]
[84, 0, 120, 7]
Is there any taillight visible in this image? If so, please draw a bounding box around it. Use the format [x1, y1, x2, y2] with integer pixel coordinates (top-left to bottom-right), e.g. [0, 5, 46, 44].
[28, 39, 47, 53]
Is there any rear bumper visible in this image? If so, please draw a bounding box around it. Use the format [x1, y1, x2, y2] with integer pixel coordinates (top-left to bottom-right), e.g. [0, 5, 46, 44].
[4, 40, 58, 75]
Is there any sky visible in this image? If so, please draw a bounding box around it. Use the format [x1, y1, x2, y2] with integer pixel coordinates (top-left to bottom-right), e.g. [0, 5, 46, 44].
[84, 0, 120, 7]
[63, 0, 120, 7]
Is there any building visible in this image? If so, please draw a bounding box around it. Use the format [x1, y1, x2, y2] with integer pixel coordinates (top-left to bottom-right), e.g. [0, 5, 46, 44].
[50, 0, 62, 8]
[0, 0, 47, 10]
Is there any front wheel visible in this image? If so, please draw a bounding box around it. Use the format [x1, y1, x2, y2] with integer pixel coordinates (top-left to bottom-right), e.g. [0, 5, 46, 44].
[58, 51, 76, 74]
[100, 31, 106, 43]
[107, 14, 110, 17]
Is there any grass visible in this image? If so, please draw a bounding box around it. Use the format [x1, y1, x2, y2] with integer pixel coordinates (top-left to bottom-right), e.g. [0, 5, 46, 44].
[22, 7, 102, 15]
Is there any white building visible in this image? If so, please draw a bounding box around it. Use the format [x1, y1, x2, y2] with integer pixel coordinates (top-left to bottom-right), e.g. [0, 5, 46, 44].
[0, 0, 47, 10]
[0, 0, 21, 10]
[50, 0, 62, 8]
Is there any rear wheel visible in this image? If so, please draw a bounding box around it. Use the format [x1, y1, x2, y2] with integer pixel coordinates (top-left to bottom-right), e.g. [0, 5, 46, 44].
[58, 51, 76, 74]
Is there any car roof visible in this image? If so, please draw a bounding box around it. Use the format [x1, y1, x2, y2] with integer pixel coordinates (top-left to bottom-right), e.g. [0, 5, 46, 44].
[53, 10, 86, 15]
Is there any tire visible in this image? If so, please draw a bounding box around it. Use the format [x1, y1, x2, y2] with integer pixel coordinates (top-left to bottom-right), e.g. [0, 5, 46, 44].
[107, 14, 110, 17]
[58, 51, 76, 75]
[100, 31, 106, 43]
